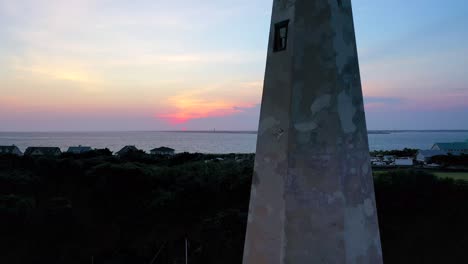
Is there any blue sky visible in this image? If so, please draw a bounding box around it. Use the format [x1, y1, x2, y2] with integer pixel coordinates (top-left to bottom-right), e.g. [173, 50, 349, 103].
[0, 0, 467, 131]
[354, 0, 468, 129]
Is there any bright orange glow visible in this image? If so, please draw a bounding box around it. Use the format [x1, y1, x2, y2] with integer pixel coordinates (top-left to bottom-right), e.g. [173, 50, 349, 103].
[156, 93, 256, 125]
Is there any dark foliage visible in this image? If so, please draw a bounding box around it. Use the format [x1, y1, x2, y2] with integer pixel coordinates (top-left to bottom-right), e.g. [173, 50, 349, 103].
[370, 148, 419, 157]
[61, 148, 114, 159]
[375, 170, 468, 263]
[0, 154, 467, 263]
[0, 154, 252, 264]
[430, 154, 468, 167]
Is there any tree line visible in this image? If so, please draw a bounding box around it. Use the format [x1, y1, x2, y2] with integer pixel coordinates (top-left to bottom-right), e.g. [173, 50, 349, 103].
[0, 153, 467, 263]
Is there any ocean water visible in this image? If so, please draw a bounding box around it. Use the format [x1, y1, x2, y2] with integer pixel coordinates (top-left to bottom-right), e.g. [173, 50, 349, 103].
[0, 131, 467, 154]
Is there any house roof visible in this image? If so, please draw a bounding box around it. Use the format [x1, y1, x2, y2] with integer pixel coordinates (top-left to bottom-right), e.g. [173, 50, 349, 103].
[116, 145, 139, 155]
[432, 142, 468, 151]
[417, 150, 449, 157]
[151, 146, 175, 152]
[67, 146, 92, 153]
[24, 147, 62, 155]
[0, 145, 21, 153]
[0, 145, 18, 151]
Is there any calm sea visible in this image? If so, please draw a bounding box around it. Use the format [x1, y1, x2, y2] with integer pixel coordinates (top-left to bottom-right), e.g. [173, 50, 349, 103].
[0, 131, 467, 154]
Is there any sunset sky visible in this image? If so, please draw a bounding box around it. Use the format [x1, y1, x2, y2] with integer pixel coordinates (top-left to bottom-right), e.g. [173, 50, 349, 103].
[1, 0, 467, 131]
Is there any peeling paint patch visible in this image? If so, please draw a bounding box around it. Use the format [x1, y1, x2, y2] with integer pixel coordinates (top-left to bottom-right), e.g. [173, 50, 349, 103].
[337, 91, 356, 133]
[310, 94, 331, 114]
[294, 121, 318, 132]
[361, 162, 369, 175]
[329, 6, 354, 74]
[345, 205, 373, 263]
[259, 117, 280, 135]
[364, 199, 375, 217]
[327, 191, 344, 204]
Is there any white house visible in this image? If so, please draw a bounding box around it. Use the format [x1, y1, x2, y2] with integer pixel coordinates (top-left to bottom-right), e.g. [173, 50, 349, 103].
[394, 158, 413, 166]
[372, 161, 387, 167]
[416, 150, 449, 163]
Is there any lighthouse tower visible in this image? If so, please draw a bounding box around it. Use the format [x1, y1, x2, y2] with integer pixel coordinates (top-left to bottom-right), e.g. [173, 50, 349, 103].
[243, 0, 383, 263]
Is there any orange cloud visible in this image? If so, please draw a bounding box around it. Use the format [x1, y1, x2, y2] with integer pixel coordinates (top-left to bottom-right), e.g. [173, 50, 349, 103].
[156, 92, 256, 125]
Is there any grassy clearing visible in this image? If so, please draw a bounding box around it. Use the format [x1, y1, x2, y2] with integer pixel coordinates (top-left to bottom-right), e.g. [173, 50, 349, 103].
[433, 172, 468, 181]
[373, 168, 468, 181]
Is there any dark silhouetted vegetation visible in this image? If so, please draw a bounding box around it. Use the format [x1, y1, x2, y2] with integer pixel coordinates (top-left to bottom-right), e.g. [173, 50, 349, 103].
[430, 154, 468, 167]
[0, 153, 467, 263]
[370, 148, 419, 157]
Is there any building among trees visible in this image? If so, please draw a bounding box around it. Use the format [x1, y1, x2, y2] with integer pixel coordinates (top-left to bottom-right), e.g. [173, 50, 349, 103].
[24, 147, 62, 156]
[116, 145, 140, 156]
[67, 146, 92, 154]
[432, 141, 468, 154]
[416, 150, 449, 163]
[0, 145, 23, 156]
[150, 147, 175, 155]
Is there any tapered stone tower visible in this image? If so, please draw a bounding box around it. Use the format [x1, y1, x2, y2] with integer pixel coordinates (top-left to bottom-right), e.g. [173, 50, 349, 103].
[243, 0, 383, 263]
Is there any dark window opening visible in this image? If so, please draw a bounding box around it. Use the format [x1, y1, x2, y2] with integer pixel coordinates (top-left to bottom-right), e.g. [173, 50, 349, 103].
[274, 20, 289, 52]
[337, 0, 342, 7]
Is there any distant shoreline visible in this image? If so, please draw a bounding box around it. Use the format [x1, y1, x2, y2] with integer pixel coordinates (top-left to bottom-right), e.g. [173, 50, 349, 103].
[1, 130, 468, 134]
[163, 130, 468, 135]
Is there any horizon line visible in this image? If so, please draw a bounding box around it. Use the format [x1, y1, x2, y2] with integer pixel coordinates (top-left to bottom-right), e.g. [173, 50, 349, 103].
[1, 129, 468, 133]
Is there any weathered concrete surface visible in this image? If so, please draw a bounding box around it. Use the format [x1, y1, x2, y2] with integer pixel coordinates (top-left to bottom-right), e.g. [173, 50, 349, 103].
[242, 0, 383, 263]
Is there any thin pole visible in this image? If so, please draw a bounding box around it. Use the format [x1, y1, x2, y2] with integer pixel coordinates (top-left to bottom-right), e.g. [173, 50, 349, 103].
[149, 242, 166, 264]
[185, 238, 188, 264]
